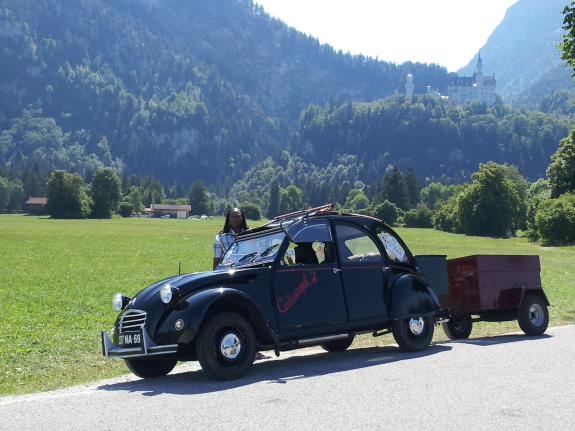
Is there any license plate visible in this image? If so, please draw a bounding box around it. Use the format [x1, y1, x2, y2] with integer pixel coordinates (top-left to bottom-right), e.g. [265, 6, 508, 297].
[119, 332, 141, 346]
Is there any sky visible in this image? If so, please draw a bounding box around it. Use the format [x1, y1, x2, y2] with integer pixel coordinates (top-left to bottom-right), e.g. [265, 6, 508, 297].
[255, 0, 520, 72]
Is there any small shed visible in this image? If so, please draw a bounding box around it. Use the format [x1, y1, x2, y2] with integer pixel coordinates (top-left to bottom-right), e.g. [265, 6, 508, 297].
[149, 204, 191, 219]
[25, 197, 47, 215]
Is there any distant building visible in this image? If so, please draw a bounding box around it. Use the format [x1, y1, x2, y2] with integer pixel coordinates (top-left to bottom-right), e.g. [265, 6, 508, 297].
[405, 74, 414, 97]
[426, 86, 447, 99]
[25, 197, 47, 215]
[448, 54, 496, 105]
[149, 204, 191, 219]
[406, 54, 497, 105]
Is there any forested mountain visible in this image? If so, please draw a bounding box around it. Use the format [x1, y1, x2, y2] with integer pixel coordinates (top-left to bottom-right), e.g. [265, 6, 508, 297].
[136, 0, 454, 121]
[457, 0, 568, 101]
[0, 0, 455, 187]
[508, 63, 574, 110]
[0, 0, 292, 185]
[0, 0, 574, 198]
[226, 95, 572, 202]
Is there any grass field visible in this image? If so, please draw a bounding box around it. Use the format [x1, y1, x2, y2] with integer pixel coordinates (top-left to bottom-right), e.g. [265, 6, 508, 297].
[1, 215, 574, 396]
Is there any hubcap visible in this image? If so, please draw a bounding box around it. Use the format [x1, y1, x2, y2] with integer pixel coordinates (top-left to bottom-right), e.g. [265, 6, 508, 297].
[220, 332, 242, 359]
[529, 304, 544, 327]
[408, 317, 425, 335]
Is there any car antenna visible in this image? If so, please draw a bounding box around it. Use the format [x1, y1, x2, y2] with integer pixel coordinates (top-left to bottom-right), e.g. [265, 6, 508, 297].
[179, 261, 181, 275]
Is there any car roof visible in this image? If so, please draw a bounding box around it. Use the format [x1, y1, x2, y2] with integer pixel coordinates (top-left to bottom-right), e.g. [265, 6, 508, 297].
[236, 205, 388, 240]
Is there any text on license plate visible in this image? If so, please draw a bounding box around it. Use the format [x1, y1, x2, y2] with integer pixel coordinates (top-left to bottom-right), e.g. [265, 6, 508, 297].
[119, 333, 141, 346]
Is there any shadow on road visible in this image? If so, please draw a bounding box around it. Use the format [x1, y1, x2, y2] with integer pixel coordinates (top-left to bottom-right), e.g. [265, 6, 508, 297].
[442, 332, 551, 347]
[97, 332, 550, 396]
[98, 343, 451, 396]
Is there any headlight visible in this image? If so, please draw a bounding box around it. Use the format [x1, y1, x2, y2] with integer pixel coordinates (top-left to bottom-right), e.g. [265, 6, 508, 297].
[160, 284, 173, 304]
[112, 293, 130, 311]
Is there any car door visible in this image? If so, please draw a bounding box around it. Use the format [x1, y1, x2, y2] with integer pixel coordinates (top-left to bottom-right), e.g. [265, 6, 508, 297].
[333, 222, 389, 321]
[272, 221, 348, 330]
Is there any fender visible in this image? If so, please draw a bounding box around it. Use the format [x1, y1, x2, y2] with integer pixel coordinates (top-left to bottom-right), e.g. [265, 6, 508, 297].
[156, 287, 278, 347]
[390, 273, 444, 320]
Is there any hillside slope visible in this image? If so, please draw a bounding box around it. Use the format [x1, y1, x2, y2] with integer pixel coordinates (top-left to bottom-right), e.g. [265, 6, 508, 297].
[457, 0, 567, 101]
[136, 0, 454, 121]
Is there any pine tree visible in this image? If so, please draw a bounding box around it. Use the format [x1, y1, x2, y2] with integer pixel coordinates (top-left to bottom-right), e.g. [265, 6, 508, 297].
[267, 180, 280, 218]
[189, 180, 209, 215]
[176, 181, 186, 199]
[328, 182, 340, 205]
[404, 166, 421, 209]
[375, 166, 408, 211]
[339, 181, 352, 206]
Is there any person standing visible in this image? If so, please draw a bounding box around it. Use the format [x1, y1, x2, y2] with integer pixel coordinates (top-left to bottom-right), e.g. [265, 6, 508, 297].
[211, 208, 270, 360]
[212, 208, 249, 270]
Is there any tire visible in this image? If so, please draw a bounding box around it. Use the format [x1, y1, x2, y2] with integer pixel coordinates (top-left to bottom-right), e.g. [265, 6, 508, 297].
[124, 358, 177, 378]
[517, 294, 549, 336]
[392, 316, 434, 352]
[321, 336, 354, 352]
[196, 312, 257, 381]
[442, 316, 473, 340]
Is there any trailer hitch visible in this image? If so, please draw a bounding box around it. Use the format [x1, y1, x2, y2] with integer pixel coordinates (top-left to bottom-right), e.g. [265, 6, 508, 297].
[434, 317, 450, 326]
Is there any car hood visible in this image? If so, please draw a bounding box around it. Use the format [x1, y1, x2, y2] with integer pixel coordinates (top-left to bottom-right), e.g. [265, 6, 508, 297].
[123, 267, 265, 312]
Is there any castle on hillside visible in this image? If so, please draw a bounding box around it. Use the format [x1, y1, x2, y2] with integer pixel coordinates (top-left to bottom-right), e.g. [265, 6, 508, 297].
[405, 54, 497, 105]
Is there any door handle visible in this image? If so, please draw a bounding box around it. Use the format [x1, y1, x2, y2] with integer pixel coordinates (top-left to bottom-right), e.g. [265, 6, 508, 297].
[333, 268, 342, 273]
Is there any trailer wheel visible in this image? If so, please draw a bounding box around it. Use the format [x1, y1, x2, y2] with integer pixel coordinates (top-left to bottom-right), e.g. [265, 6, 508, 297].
[392, 316, 434, 352]
[442, 316, 473, 340]
[517, 295, 549, 336]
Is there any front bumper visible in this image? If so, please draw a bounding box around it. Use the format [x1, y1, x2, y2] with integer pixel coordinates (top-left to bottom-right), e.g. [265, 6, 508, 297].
[101, 328, 178, 359]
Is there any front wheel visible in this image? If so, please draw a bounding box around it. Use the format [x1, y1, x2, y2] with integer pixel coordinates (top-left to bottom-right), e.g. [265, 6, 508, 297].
[196, 312, 257, 381]
[392, 316, 434, 352]
[124, 358, 177, 378]
[517, 295, 549, 336]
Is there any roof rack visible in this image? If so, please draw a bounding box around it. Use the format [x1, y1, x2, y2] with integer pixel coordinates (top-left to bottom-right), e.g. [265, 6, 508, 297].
[272, 204, 333, 222]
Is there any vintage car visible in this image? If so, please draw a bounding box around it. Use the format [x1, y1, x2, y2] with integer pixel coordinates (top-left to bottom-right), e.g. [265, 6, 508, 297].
[102, 205, 446, 380]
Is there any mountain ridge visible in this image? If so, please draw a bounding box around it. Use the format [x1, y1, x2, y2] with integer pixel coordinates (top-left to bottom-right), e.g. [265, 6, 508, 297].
[0, 0, 573, 192]
[457, 0, 567, 100]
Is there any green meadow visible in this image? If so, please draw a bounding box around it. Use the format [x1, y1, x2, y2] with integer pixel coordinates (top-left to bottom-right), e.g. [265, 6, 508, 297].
[0, 215, 574, 396]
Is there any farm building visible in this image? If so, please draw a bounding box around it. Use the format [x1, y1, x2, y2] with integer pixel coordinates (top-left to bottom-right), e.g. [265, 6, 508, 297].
[25, 197, 47, 215]
[149, 204, 191, 219]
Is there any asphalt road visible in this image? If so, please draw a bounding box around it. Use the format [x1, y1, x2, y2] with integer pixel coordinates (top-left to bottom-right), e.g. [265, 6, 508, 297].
[2, 325, 574, 431]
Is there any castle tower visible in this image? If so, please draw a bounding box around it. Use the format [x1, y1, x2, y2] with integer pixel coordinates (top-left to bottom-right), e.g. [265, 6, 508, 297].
[405, 74, 414, 97]
[476, 53, 483, 78]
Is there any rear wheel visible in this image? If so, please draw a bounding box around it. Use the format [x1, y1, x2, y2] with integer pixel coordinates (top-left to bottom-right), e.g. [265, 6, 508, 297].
[443, 316, 473, 340]
[321, 336, 354, 352]
[196, 312, 257, 381]
[517, 295, 549, 336]
[124, 358, 177, 378]
[392, 316, 434, 352]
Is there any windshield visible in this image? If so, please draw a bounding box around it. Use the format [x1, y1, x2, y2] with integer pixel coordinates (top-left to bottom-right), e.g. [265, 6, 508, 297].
[219, 231, 286, 268]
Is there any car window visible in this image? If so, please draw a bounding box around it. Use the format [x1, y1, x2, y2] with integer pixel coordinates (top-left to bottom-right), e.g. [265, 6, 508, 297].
[281, 241, 334, 266]
[335, 224, 382, 263]
[290, 221, 332, 242]
[220, 231, 285, 267]
[374, 226, 409, 263]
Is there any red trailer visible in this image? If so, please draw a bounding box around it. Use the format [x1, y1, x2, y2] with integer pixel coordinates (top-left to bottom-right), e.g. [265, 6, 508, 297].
[434, 255, 550, 339]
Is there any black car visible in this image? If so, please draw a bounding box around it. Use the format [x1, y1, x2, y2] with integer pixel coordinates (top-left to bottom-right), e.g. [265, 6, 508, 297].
[102, 205, 444, 380]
